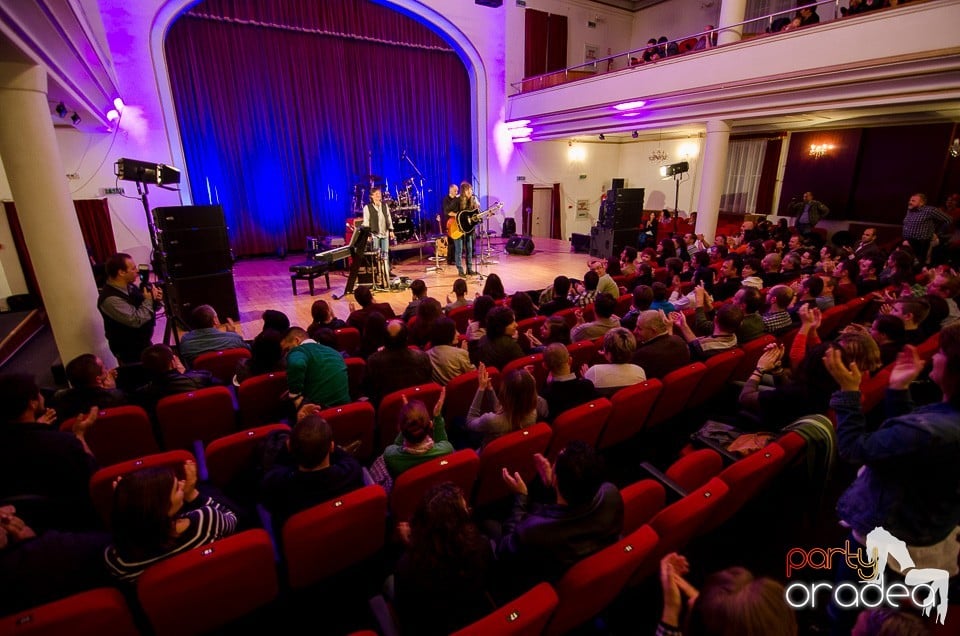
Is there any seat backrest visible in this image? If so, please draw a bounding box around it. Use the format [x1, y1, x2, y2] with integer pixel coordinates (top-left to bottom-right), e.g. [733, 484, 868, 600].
[191, 348, 251, 384]
[598, 380, 663, 450]
[860, 365, 892, 414]
[2, 587, 140, 636]
[237, 371, 289, 429]
[451, 582, 559, 636]
[500, 354, 547, 393]
[645, 363, 707, 430]
[137, 529, 278, 636]
[817, 304, 848, 339]
[615, 294, 634, 317]
[205, 423, 291, 490]
[89, 449, 195, 528]
[772, 430, 808, 465]
[71, 405, 160, 467]
[473, 423, 553, 508]
[566, 340, 597, 373]
[320, 400, 377, 462]
[710, 444, 787, 531]
[282, 485, 388, 590]
[390, 449, 480, 522]
[155, 386, 237, 452]
[553, 307, 578, 329]
[344, 357, 366, 400]
[546, 525, 659, 636]
[917, 332, 941, 361]
[777, 326, 801, 354]
[687, 349, 744, 409]
[648, 478, 730, 566]
[516, 315, 546, 340]
[731, 334, 776, 381]
[546, 398, 612, 460]
[665, 448, 725, 493]
[444, 368, 501, 423]
[620, 479, 666, 535]
[448, 304, 473, 335]
[376, 382, 443, 454]
[334, 327, 362, 356]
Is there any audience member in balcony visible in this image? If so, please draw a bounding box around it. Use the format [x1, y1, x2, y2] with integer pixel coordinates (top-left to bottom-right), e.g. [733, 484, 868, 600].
[466, 364, 547, 448]
[0, 373, 99, 529]
[346, 285, 396, 333]
[788, 191, 829, 236]
[281, 327, 349, 409]
[525, 315, 572, 353]
[509, 291, 538, 322]
[733, 287, 767, 344]
[444, 278, 471, 314]
[769, 16, 792, 32]
[178, 304, 249, 367]
[632, 310, 692, 379]
[694, 24, 718, 50]
[257, 414, 363, 537]
[582, 328, 647, 396]
[570, 270, 600, 309]
[657, 553, 797, 636]
[357, 312, 387, 359]
[364, 320, 432, 405]
[641, 38, 661, 63]
[54, 353, 128, 420]
[465, 294, 496, 343]
[482, 273, 506, 302]
[309, 299, 346, 332]
[98, 252, 162, 365]
[379, 394, 453, 480]
[870, 314, 907, 366]
[409, 297, 443, 349]
[856, 256, 883, 295]
[571, 293, 620, 343]
[427, 317, 475, 386]
[105, 461, 238, 583]
[538, 276, 574, 316]
[402, 279, 430, 323]
[540, 343, 596, 422]
[496, 441, 623, 595]
[798, 4, 820, 26]
[659, 36, 679, 57]
[762, 285, 795, 335]
[903, 193, 953, 266]
[475, 306, 525, 371]
[393, 482, 494, 636]
[823, 323, 960, 632]
[0, 503, 111, 616]
[261, 309, 291, 334]
[884, 297, 930, 346]
[135, 344, 219, 412]
[674, 303, 743, 361]
[233, 329, 285, 386]
[621, 285, 654, 331]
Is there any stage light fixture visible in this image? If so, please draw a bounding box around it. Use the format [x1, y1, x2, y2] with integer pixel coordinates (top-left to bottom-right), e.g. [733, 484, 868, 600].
[659, 161, 689, 178]
[55, 102, 67, 118]
[115, 158, 181, 186]
[70, 112, 81, 125]
[599, 134, 606, 141]
[632, 131, 639, 139]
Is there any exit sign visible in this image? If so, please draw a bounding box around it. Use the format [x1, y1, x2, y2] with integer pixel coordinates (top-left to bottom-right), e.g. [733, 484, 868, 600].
[516, 176, 526, 182]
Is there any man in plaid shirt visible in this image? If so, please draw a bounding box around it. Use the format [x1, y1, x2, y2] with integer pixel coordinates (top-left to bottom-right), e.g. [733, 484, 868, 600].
[902, 192, 952, 265]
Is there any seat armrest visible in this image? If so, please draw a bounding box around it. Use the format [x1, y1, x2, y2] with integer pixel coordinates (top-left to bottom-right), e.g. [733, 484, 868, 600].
[638, 461, 689, 500]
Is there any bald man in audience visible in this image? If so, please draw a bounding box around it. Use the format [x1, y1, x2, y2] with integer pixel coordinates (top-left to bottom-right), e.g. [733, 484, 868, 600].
[631, 310, 691, 379]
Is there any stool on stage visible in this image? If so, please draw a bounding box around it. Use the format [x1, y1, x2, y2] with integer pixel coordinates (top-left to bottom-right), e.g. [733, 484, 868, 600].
[289, 261, 330, 296]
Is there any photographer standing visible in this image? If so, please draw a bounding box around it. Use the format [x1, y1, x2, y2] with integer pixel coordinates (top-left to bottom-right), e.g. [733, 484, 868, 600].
[97, 252, 162, 365]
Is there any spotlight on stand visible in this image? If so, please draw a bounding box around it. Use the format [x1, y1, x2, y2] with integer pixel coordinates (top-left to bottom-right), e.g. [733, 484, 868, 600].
[115, 158, 181, 186]
[659, 161, 689, 178]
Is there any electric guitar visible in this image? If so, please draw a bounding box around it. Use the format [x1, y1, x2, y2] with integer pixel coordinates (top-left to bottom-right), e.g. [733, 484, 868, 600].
[447, 201, 503, 240]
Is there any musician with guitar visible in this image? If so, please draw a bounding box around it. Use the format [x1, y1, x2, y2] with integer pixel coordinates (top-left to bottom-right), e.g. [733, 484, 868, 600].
[442, 183, 459, 266]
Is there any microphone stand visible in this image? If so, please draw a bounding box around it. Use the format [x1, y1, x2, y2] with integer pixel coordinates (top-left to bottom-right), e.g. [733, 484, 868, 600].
[402, 151, 426, 241]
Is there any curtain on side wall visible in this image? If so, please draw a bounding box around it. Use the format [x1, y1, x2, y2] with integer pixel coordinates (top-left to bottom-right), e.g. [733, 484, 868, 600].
[721, 140, 767, 214]
[165, 0, 472, 257]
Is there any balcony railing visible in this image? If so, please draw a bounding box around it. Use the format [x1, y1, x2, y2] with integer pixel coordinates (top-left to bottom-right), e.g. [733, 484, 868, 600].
[512, 0, 849, 94]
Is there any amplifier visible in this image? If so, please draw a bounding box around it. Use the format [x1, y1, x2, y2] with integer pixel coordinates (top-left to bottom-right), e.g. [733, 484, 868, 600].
[157, 250, 233, 279]
[158, 227, 231, 255]
[153, 205, 226, 231]
[165, 271, 239, 324]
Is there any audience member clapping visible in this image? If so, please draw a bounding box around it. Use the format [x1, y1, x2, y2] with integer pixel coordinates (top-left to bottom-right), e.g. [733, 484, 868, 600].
[426, 317, 475, 386]
[465, 363, 547, 448]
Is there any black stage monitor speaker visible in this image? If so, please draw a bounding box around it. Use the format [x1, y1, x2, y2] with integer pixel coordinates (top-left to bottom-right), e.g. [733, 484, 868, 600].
[153, 205, 226, 231]
[505, 236, 535, 256]
[165, 271, 240, 325]
[611, 178, 626, 190]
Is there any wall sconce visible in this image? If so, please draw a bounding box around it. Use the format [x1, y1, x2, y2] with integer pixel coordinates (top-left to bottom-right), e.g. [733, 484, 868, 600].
[950, 138, 960, 158]
[809, 143, 834, 158]
[70, 112, 81, 125]
[568, 142, 586, 162]
[598, 134, 605, 141]
[55, 102, 67, 118]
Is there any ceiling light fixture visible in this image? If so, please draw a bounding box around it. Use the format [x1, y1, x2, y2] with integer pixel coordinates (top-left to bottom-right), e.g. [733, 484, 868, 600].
[613, 100, 646, 111]
[809, 143, 834, 158]
[649, 130, 668, 163]
[632, 131, 639, 139]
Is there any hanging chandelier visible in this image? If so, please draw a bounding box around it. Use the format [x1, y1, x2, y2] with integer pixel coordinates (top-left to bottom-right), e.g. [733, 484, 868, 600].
[649, 130, 668, 163]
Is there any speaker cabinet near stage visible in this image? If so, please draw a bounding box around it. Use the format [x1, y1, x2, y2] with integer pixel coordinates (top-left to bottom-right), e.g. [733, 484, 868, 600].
[505, 236, 535, 256]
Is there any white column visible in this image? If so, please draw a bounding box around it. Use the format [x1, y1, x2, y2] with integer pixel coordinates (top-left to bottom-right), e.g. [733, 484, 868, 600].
[694, 120, 731, 242]
[717, 0, 748, 45]
[0, 62, 114, 367]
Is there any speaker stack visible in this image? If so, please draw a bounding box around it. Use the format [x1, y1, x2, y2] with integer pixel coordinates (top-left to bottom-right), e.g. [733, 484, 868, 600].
[591, 188, 644, 261]
[153, 205, 239, 324]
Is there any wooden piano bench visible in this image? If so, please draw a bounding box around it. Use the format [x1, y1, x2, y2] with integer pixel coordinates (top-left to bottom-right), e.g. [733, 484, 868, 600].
[290, 261, 330, 296]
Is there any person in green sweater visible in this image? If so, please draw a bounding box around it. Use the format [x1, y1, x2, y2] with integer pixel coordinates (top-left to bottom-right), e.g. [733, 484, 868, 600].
[381, 389, 452, 479]
[281, 327, 350, 409]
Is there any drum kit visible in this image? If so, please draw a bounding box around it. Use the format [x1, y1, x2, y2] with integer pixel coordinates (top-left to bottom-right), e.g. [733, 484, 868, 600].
[350, 174, 422, 244]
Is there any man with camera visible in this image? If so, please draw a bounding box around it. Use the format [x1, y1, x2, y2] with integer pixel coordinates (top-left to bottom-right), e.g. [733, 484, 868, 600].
[97, 252, 163, 365]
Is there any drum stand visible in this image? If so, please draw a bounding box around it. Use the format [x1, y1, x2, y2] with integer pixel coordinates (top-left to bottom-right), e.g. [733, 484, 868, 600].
[370, 249, 391, 292]
[425, 245, 445, 273]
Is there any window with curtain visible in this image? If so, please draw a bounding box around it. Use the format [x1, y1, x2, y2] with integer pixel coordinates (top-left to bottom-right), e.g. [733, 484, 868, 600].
[721, 139, 767, 214]
[523, 8, 568, 78]
[744, 0, 797, 34]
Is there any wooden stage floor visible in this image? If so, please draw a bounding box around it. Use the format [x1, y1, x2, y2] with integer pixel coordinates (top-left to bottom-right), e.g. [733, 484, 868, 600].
[222, 237, 592, 336]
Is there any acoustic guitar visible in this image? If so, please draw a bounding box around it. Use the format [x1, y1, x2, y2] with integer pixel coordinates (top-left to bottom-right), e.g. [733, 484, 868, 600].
[434, 214, 448, 258]
[447, 201, 504, 240]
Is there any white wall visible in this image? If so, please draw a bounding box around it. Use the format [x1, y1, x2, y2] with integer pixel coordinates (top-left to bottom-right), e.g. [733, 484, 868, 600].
[630, 0, 720, 51]
[617, 135, 704, 216]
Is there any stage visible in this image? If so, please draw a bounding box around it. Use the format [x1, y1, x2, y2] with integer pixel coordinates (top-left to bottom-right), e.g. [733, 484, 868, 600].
[202, 237, 592, 339]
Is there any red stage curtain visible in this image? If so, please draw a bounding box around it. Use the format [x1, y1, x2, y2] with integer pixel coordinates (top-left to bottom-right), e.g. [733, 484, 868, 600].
[73, 199, 117, 264]
[521, 183, 534, 236]
[551, 183, 562, 240]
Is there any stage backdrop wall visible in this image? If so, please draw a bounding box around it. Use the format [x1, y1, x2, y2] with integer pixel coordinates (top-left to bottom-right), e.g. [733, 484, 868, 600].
[165, 0, 472, 257]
